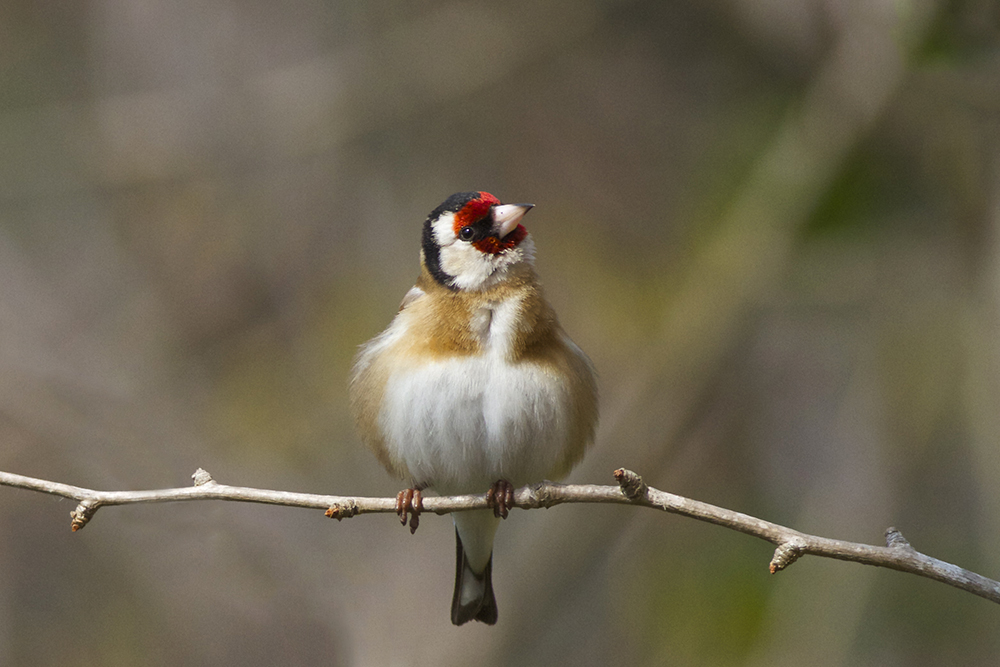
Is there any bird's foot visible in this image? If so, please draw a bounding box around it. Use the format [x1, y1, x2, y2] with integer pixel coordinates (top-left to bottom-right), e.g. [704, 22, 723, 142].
[396, 487, 423, 534]
[486, 479, 515, 519]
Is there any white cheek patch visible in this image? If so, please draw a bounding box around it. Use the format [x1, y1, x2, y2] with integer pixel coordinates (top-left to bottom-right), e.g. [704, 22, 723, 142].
[430, 211, 536, 291]
[441, 244, 504, 290]
[432, 212, 491, 288]
[432, 212, 458, 249]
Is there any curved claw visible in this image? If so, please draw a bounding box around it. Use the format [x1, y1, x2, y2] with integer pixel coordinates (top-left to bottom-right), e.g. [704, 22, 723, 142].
[396, 488, 423, 534]
[486, 479, 514, 519]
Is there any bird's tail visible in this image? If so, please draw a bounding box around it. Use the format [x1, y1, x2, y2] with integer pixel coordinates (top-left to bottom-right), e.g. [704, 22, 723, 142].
[451, 528, 498, 625]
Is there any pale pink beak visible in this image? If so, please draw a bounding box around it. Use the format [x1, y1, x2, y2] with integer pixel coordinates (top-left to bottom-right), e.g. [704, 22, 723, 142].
[492, 203, 534, 238]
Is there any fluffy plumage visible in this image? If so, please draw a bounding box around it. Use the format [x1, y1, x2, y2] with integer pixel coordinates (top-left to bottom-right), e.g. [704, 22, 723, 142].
[350, 191, 598, 625]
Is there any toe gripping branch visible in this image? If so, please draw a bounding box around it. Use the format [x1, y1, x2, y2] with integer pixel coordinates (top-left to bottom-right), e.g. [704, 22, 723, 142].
[396, 488, 423, 534]
[396, 479, 512, 532]
[486, 479, 515, 519]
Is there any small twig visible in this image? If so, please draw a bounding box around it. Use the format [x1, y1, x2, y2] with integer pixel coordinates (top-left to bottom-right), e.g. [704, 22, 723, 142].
[1, 468, 997, 605]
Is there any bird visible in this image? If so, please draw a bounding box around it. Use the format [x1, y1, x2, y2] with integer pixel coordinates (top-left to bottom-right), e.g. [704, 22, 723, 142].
[349, 191, 598, 625]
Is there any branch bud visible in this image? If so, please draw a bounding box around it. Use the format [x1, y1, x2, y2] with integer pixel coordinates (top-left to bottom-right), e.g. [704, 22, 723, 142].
[614, 468, 648, 500]
[70, 500, 97, 532]
[192, 469, 215, 486]
[325, 502, 360, 520]
[769, 539, 806, 573]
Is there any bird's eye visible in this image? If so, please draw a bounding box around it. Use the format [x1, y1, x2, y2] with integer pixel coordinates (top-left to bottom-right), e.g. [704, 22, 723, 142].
[459, 226, 475, 241]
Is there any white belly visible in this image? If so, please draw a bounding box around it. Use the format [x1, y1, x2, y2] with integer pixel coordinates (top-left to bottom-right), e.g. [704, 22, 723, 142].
[379, 354, 570, 494]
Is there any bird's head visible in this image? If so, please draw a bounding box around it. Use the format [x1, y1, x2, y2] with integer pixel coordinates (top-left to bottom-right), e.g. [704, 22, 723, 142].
[421, 191, 535, 291]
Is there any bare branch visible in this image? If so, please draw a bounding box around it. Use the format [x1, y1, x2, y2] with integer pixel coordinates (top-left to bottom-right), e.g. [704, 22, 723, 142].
[1, 467, 997, 605]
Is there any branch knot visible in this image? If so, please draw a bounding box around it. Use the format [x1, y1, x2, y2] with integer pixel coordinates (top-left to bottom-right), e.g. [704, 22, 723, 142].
[885, 526, 914, 551]
[524, 480, 560, 509]
[614, 468, 648, 500]
[191, 468, 215, 486]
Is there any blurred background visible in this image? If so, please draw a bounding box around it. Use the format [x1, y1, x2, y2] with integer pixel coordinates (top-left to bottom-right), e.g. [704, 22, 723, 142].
[1, 0, 999, 664]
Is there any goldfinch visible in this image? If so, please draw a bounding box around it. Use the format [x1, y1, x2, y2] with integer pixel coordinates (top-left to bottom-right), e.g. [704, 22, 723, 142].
[350, 191, 598, 626]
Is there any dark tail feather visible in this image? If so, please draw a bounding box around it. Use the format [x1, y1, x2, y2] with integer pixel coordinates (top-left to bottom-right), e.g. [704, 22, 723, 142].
[451, 528, 498, 626]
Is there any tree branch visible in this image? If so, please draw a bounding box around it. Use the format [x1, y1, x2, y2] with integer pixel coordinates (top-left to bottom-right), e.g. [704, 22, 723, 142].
[2, 467, 997, 605]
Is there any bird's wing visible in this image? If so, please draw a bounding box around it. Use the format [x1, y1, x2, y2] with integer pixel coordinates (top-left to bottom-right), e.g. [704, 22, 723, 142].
[398, 285, 426, 311]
